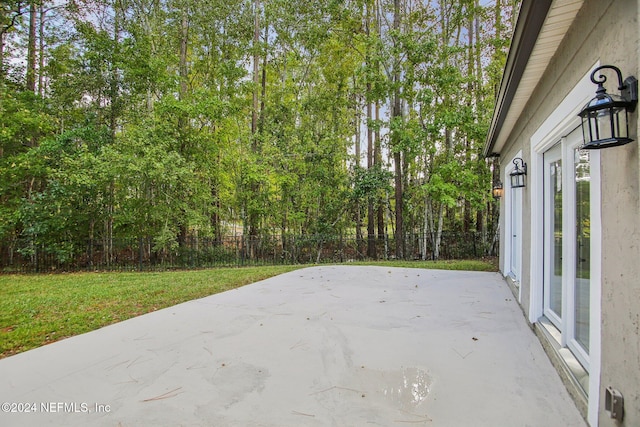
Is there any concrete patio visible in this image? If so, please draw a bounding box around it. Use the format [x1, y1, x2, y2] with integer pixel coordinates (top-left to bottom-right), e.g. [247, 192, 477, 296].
[0, 266, 585, 426]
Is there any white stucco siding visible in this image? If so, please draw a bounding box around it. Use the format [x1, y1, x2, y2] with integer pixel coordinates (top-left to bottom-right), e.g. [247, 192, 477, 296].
[493, 1, 640, 425]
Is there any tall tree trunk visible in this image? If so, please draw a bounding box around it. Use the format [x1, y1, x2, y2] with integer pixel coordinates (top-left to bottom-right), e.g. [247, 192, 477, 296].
[434, 202, 444, 259]
[259, 19, 267, 133]
[365, 3, 376, 259]
[246, 0, 261, 254]
[366, 94, 375, 258]
[179, 7, 188, 102]
[422, 148, 434, 260]
[251, 0, 260, 142]
[110, 0, 122, 141]
[0, 7, 4, 83]
[494, 0, 503, 37]
[474, 0, 482, 103]
[105, 181, 115, 265]
[26, 1, 36, 92]
[0, 17, 3, 156]
[354, 89, 363, 254]
[373, 3, 385, 241]
[177, 3, 189, 246]
[392, 0, 404, 259]
[38, 3, 45, 97]
[375, 101, 385, 240]
[211, 184, 221, 242]
[0, 31, 4, 84]
[463, 0, 474, 233]
[423, 196, 434, 260]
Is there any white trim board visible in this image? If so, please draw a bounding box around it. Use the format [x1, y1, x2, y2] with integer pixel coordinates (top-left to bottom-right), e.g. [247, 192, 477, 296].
[503, 151, 524, 303]
[528, 63, 602, 427]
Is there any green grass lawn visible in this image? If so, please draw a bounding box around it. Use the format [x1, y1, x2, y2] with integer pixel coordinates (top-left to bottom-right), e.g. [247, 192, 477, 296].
[0, 260, 496, 359]
[348, 259, 498, 271]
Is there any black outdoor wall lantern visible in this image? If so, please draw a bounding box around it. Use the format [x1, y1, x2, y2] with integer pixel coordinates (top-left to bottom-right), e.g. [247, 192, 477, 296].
[492, 180, 503, 199]
[510, 158, 527, 188]
[578, 65, 638, 149]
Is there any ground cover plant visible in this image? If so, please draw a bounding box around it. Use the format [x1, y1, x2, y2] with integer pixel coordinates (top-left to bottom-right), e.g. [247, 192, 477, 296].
[0, 260, 496, 358]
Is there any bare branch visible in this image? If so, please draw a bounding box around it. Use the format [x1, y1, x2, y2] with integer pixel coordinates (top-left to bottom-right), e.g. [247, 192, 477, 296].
[1, 1, 28, 37]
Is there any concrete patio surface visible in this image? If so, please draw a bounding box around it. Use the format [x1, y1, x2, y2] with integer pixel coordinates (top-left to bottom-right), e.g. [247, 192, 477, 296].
[0, 266, 586, 426]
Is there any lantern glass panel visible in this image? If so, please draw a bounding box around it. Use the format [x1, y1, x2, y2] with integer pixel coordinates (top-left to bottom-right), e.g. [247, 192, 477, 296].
[579, 85, 634, 149]
[510, 172, 525, 188]
[595, 106, 622, 141]
[492, 185, 503, 199]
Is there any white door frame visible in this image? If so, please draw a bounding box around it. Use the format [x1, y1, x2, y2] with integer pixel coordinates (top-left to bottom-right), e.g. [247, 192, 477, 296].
[529, 64, 602, 426]
[562, 128, 592, 371]
[504, 150, 523, 291]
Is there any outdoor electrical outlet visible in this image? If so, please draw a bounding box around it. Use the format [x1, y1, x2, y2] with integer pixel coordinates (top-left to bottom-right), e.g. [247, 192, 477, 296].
[604, 386, 624, 422]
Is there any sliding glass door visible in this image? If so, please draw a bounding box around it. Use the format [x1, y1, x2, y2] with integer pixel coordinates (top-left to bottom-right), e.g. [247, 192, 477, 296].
[572, 148, 591, 360]
[544, 144, 563, 327]
[509, 184, 522, 281]
[542, 126, 592, 370]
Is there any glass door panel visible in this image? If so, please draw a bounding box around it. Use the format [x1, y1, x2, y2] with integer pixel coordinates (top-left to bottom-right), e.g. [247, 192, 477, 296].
[574, 148, 590, 353]
[544, 145, 563, 327]
[540, 126, 595, 374]
[510, 186, 522, 280]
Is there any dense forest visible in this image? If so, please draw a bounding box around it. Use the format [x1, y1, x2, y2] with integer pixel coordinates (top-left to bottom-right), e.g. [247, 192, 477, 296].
[0, 0, 517, 266]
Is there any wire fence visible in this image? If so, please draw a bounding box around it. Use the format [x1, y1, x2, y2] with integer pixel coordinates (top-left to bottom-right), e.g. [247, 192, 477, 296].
[0, 232, 498, 273]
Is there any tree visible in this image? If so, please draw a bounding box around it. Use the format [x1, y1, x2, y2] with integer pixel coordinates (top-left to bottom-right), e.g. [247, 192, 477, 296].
[0, 0, 519, 267]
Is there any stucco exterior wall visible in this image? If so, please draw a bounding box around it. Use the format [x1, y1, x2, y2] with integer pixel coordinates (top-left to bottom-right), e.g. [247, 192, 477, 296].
[498, 143, 530, 313]
[497, 1, 639, 425]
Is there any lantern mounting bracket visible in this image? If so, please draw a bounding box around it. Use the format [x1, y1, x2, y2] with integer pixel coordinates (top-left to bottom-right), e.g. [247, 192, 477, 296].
[622, 76, 638, 112]
[590, 65, 637, 111]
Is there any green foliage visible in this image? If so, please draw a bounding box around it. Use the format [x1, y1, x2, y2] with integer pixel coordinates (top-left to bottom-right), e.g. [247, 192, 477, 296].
[353, 165, 393, 202]
[7, 126, 112, 259]
[0, 89, 57, 155]
[0, 0, 517, 261]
